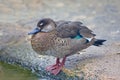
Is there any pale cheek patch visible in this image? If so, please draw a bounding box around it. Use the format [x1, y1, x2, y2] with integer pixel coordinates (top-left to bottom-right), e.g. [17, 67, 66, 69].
[47, 25, 53, 30]
[41, 25, 53, 32]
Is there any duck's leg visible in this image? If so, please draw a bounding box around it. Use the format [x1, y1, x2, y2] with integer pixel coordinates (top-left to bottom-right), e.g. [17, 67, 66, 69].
[50, 56, 67, 75]
[46, 58, 60, 72]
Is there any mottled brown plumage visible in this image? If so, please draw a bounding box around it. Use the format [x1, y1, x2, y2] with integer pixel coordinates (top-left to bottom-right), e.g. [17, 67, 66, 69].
[31, 30, 95, 58]
[28, 18, 106, 75]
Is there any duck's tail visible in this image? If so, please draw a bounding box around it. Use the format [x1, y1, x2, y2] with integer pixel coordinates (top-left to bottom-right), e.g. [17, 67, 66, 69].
[93, 39, 106, 46]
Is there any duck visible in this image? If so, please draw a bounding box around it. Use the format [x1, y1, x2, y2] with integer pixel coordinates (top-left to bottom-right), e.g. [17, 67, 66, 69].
[28, 18, 106, 75]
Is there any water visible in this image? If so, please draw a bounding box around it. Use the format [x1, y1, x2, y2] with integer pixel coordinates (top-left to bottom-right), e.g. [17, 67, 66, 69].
[0, 61, 38, 80]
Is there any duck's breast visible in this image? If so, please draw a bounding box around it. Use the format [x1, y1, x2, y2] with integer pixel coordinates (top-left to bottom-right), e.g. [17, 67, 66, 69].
[31, 32, 55, 55]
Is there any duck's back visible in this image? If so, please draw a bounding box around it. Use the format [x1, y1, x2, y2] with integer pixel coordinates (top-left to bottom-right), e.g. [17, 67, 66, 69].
[56, 21, 95, 38]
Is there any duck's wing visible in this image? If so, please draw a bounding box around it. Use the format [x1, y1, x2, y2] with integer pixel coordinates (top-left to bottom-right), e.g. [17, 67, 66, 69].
[52, 36, 95, 58]
[78, 25, 96, 38]
[55, 21, 95, 39]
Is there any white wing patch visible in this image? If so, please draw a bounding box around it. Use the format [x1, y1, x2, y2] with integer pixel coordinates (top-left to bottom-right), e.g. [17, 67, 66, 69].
[85, 37, 93, 42]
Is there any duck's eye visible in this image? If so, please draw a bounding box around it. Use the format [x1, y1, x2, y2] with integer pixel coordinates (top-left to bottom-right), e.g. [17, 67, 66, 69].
[39, 22, 44, 26]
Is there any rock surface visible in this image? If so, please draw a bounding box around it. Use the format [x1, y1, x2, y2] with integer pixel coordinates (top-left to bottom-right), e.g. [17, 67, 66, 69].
[0, 0, 120, 80]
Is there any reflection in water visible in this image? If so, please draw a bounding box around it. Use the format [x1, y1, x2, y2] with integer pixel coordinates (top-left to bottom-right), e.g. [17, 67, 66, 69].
[0, 61, 38, 80]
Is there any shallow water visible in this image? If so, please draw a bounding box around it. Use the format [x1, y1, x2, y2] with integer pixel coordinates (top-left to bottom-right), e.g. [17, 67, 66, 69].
[0, 61, 38, 80]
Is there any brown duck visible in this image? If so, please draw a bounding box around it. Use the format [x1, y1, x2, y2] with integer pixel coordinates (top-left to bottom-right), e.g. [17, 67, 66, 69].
[28, 18, 106, 75]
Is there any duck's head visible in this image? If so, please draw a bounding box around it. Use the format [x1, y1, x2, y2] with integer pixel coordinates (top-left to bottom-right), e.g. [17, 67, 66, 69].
[28, 18, 56, 35]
